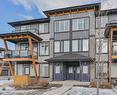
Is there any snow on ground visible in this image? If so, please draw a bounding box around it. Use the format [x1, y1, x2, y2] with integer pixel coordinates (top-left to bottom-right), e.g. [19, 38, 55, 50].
[0, 79, 15, 92]
[68, 87, 117, 95]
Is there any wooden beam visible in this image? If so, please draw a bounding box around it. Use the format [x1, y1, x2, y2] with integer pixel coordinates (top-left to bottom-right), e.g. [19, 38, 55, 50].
[108, 28, 113, 85]
[3, 35, 31, 40]
[28, 38, 38, 81]
[3, 58, 33, 62]
[0, 62, 5, 76]
[3, 40, 14, 76]
[47, 9, 95, 16]
[112, 27, 117, 31]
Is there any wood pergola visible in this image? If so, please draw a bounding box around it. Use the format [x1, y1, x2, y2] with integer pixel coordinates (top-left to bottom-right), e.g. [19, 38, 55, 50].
[105, 23, 117, 85]
[0, 31, 42, 80]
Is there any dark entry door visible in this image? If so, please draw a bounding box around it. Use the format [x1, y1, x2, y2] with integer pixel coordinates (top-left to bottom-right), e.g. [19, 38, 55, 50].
[67, 66, 80, 80]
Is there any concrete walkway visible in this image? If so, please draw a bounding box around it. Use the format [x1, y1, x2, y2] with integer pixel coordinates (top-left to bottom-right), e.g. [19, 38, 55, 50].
[42, 81, 90, 95]
[42, 86, 72, 95]
[50, 80, 90, 86]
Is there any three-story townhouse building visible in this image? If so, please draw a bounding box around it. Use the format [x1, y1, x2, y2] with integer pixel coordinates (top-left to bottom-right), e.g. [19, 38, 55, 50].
[0, 3, 117, 84]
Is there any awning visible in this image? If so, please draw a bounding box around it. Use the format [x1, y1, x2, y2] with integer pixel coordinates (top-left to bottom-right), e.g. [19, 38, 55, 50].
[45, 53, 94, 62]
[0, 31, 42, 43]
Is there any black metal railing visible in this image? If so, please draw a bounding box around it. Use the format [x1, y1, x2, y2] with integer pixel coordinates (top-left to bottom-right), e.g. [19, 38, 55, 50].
[1, 50, 37, 59]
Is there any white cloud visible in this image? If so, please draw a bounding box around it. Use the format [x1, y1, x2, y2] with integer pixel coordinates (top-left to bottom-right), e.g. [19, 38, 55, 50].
[11, 0, 99, 12]
[11, 0, 33, 11]
[101, 0, 117, 10]
[18, 14, 34, 20]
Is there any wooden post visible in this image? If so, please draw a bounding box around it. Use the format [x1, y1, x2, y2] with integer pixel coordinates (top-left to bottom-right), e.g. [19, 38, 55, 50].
[28, 38, 38, 81]
[108, 28, 113, 85]
[3, 40, 14, 76]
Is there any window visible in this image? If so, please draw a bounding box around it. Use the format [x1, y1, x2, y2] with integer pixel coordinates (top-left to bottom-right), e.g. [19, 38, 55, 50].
[83, 39, 89, 51]
[54, 40, 70, 53]
[72, 40, 78, 51]
[54, 41, 60, 53]
[63, 41, 70, 52]
[55, 65, 60, 73]
[72, 18, 89, 31]
[39, 42, 49, 55]
[40, 64, 49, 77]
[24, 64, 30, 75]
[33, 43, 38, 52]
[113, 42, 117, 55]
[39, 23, 48, 33]
[21, 25, 30, 30]
[96, 16, 108, 28]
[96, 63, 108, 78]
[96, 39, 108, 53]
[68, 67, 73, 73]
[20, 43, 28, 50]
[55, 20, 70, 32]
[72, 39, 89, 52]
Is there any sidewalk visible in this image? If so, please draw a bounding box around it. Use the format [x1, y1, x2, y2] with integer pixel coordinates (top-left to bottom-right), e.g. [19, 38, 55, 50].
[42, 86, 72, 95]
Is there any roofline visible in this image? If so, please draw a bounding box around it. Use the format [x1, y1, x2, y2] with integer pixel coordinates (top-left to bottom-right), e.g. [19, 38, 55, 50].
[43, 3, 100, 16]
[8, 18, 50, 27]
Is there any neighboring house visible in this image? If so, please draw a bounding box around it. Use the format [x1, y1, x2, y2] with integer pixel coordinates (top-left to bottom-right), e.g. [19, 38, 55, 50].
[0, 3, 117, 83]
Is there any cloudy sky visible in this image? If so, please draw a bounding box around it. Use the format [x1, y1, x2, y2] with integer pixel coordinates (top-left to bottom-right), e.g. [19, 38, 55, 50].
[0, 0, 117, 48]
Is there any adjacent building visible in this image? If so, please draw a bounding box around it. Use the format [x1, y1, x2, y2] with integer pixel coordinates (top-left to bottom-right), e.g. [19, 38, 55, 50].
[0, 3, 117, 83]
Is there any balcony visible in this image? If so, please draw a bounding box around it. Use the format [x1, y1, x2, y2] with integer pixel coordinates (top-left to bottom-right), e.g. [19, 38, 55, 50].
[1, 50, 38, 61]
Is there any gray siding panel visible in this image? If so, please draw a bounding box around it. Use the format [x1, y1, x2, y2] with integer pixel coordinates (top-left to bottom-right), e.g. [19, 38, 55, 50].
[89, 12, 95, 35]
[89, 36, 95, 58]
[54, 32, 69, 40]
[72, 31, 89, 39]
[109, 14, 117, 22]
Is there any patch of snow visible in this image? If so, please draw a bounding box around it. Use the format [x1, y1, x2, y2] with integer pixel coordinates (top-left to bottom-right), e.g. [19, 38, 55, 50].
[68, 87, 116, 95]
[0, 79, 13, 85]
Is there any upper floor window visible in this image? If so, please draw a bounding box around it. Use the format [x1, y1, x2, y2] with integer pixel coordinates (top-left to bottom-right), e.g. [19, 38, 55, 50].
[20, 43, 28, 50]
[39, 42, 49, 55]
[96, 39, 108, 53]
[21, 25, 30, 30]
[54, 40, 70, 53]
[55, 20, 70, 32]
[96, 16, 108, 28]
[39, 23, 49, 33]
[72, 18, 89, 31]
[72, 39, 89, 52]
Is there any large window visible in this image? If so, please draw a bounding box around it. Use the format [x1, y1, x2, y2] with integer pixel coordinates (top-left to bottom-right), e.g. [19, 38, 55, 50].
[72, 39, 89, 52]
[39, 42, 49, 55]
[54, 41, 60, 53]
[54, 40, 70, 53]
[21, 25, 30, 30]
[63, 41, 70, 52]
[39, 23, 49, 33]
[72, 18, 89, 31]
[96, 39, 108, 53]
[55, 20, 70, 32]
[20, 43, 28, 50]
[113, 41, 117, 55]
[72, 40, 78, 52]
[83, 39, 89, 51]
[96, 16, 108, 28]
[40, 64, 49, 77]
